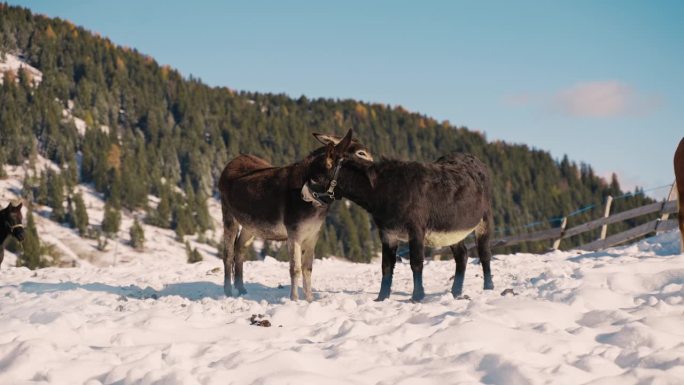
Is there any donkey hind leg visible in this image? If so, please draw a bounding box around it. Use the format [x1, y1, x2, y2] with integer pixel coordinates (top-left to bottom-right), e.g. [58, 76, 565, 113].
[233, 229, 254, 295]
[287, 238, 304, 301]
[475, 216, 494, 290]
[376, 238, 398, 301]
[0, 248, 4, 268]
[450, 241, 468, 297]
[221, 207, 240, 297]
[408, 231, 426, 302]
[301, 237, 317, 302]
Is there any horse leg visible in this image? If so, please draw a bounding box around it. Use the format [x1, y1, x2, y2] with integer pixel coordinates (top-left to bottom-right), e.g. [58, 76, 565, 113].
[450, 241, 468, 297]
[233, 229, 254, 295]
[301, 237, 316, 302]
[287, 238, 303, 301]
[221, 213, 239, 297]
[476, 215, 494, 290]
[376, 234, 398, 301]
[408, 230, 426, 302]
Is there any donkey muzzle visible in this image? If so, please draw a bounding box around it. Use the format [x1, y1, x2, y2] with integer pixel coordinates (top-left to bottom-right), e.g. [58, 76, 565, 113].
[301, 184, 323, 207]
[11, 224, 25, 242]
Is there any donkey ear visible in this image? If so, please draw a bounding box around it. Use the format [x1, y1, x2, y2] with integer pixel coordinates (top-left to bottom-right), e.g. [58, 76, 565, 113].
[312, 133, 341, 146]
[334, 129, 353, 153]
[15, 202, 23, 211]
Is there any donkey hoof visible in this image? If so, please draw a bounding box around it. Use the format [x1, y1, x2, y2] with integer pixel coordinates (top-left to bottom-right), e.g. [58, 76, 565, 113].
[411, 290, 425, 303]
[236, 287, 247, 296]
[224, 287, 234, 297]
[451, 290, 463, 298]
[484, 282, 494, 290]
[375, 294, 389, 302]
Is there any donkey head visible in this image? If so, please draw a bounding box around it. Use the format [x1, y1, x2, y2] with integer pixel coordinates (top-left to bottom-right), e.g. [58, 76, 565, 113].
[3, 201, 25, 242]
[302, 129, 373, 207]
[312, 132, 373, 162]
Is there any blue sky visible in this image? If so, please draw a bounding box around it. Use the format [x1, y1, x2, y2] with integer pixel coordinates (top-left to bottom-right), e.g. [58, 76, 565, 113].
[9, 0, 683, 198]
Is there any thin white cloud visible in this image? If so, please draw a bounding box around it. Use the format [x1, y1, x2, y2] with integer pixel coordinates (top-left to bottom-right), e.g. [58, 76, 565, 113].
[502, 93, 535, 107]
[552, 81, 662, 118]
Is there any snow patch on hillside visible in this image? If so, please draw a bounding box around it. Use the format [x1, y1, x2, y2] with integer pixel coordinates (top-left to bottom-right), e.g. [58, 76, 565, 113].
[1, 158, 224, 268]
[0, 52, 43, 86]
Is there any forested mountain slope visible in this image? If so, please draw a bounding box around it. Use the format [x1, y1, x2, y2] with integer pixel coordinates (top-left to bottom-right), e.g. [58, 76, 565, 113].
[0, 4, 652, 260]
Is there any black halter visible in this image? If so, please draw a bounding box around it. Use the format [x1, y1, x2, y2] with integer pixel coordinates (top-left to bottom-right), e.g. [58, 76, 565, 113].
[307, 158, 344, 206]
[4, 217, 23, 233]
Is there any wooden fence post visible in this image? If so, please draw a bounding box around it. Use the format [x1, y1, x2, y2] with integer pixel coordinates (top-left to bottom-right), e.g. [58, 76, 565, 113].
[599, 195, 613, 240]
[656, 182, 677, 234]
[552, 217, 567, 250]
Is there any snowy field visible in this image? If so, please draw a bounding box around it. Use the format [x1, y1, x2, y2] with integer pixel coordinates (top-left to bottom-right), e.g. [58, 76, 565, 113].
[2, 228, 684, 384]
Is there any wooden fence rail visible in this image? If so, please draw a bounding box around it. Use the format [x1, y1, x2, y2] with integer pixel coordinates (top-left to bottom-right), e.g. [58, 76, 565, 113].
[462, 185, 679, 253]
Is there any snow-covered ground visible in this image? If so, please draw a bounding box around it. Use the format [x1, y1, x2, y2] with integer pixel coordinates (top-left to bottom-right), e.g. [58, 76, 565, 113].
[1, 231, 683, 385]
[1, 162, 684, 385]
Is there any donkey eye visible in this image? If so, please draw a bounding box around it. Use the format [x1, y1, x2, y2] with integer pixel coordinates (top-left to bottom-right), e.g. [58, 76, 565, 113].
[355, 150, 372, 161]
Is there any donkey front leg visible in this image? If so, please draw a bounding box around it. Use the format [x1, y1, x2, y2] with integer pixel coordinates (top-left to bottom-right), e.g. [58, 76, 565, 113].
[287, 239, 303, 300]
[408, 232, 426, 302]
[301, 238, 316, 302]
[376, 237, 398, 301]
[222, 222, 240, 297]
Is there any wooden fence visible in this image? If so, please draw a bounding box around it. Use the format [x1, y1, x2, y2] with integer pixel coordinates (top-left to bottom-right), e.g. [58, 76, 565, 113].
[464, 184, 680, 253]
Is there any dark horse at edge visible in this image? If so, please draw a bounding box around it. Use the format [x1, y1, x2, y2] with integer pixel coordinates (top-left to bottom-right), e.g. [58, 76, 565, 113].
[0, 201, 25, 267]
[303, 131, 494, 302]
[218, 130, 372, 300]
[675, 137, 684, 252]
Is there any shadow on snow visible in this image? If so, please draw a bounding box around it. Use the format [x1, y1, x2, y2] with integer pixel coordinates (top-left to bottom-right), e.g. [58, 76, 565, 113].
[17, 280, 289, 303]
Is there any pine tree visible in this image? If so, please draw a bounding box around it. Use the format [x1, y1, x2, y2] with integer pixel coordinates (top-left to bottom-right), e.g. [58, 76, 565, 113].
[101, 200, 121, 237]
[186, 241, 202, 263]
[146, 185, 171, 228]
[173, 203, 195, 240]
[71, 192, 89, 236]
[194, 190, 212, 231]
[129, 218, 145, 250]
[18, 208, 42, 269]
[337, 202, 363, 262]
[48, 171, 66, 222]
[35, 171, 49, 206]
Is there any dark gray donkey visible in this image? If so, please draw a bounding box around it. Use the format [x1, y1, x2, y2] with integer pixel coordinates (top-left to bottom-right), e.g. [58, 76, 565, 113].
[0, 201, 25, 267]
[218, 130, 372, 301]
[303, 132, 494, 302]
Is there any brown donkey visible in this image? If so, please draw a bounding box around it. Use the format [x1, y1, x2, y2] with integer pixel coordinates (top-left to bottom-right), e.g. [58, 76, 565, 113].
[675, 137, 684, 252]
[218, 130, 372, 300]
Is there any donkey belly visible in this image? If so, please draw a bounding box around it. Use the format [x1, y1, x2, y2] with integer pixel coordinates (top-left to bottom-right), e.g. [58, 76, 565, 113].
[384, 225, 478, 248]
[232, 211, 288, 241]
[425, 228, 476, 247]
